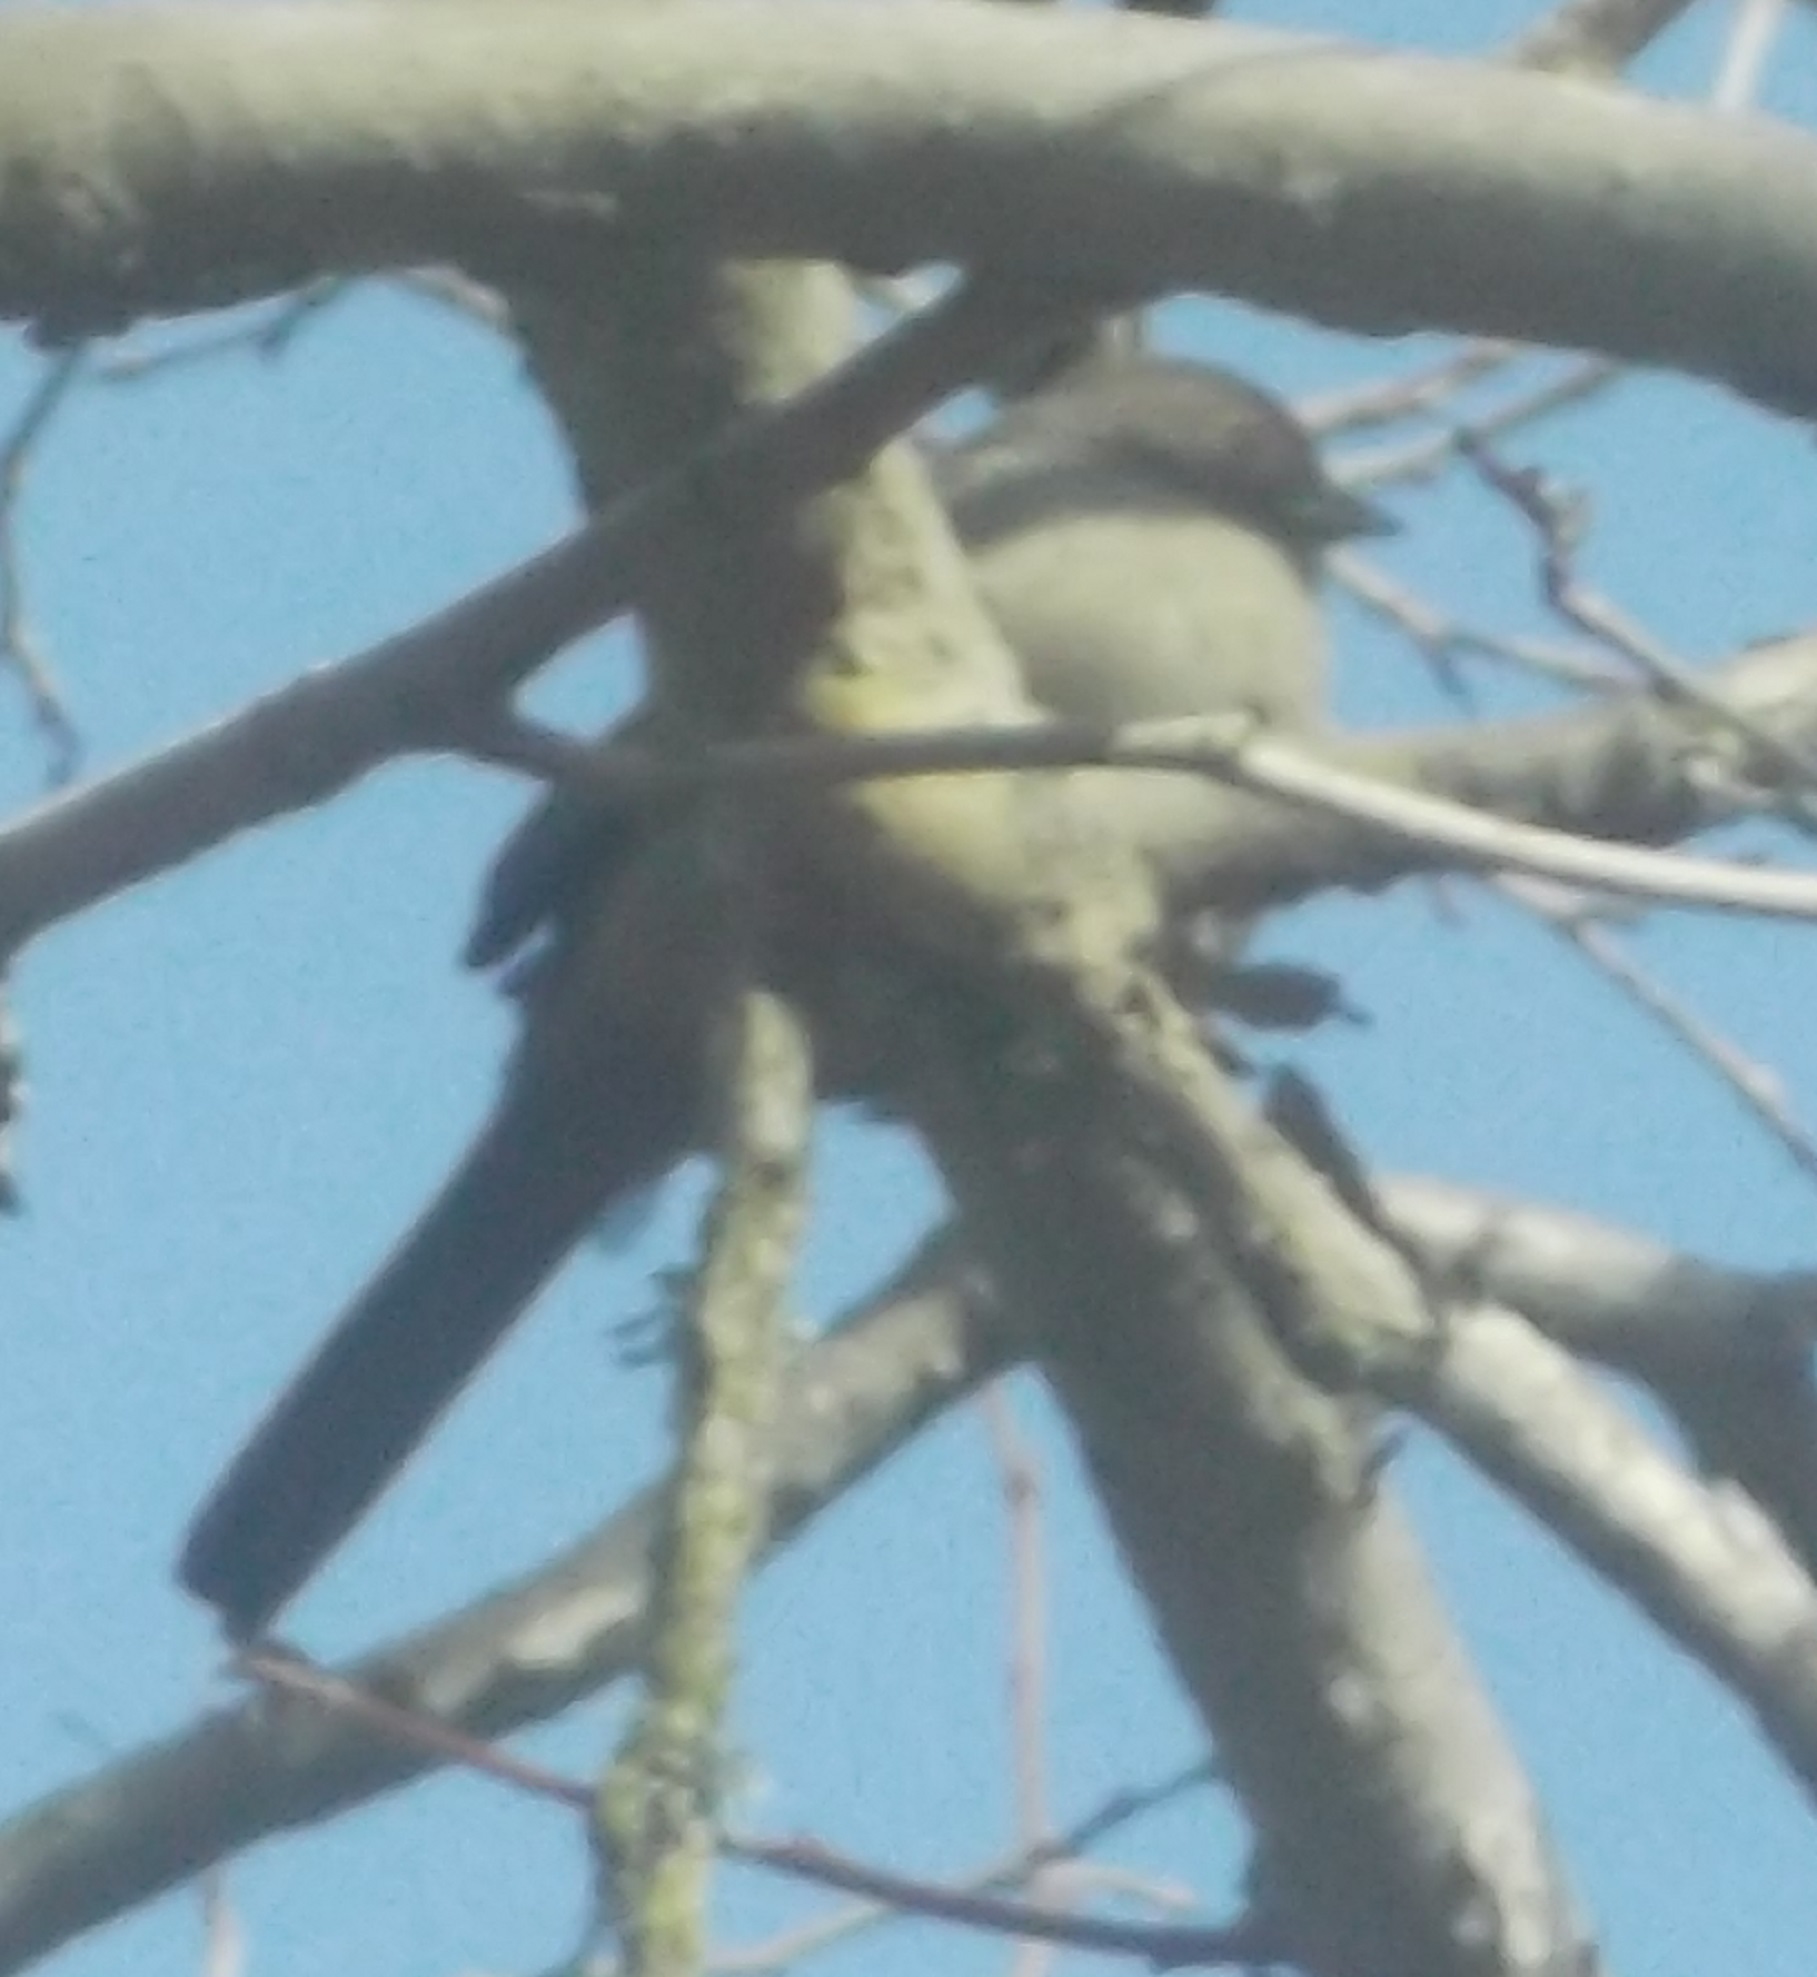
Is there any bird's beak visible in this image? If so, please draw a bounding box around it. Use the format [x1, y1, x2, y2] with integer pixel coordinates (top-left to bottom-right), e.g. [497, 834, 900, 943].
[1296, 482, 1400, 543]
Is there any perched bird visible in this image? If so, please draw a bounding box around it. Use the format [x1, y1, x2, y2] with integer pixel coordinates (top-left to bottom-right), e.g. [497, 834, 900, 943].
[178, 355, 1391, 1638]
[936, 355, 1375, 733]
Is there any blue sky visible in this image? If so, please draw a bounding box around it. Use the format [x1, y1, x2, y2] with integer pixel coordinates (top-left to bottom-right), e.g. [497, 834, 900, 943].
[4, 2, 1817, 1974]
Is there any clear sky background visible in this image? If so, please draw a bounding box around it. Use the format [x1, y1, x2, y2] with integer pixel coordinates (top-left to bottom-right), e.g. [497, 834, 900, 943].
[4, 1, 1817, 1974]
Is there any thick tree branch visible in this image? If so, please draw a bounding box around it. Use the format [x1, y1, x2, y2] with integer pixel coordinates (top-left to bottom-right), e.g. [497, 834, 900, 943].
[4, 5, 1817, 405]
[1071, 1010, 1817, 1809]
[907, 983, 1594, 1977]
[1370, 1295, 1817, 1801]
[1385, 1176, 1817, 1376]
[1386, 1178, 1817, 1581]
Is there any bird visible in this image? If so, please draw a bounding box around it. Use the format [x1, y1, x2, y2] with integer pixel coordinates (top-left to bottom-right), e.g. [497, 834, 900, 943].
[177, 354, 1393, 1639]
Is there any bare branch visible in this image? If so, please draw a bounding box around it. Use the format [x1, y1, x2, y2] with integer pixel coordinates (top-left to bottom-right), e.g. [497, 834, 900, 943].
[1500, 874, 1817, 1186]
[1053, 973, 1817, 1808]
[1459, 430, 1817, 808]
[979, 1384, 1052, 1859]
[1712, 0, 1791, 111]
[1384, 1178, 1817, 1582]
[535, 709, 1817, 921]
[1326, 550, 1631, 695]
[226, 1658, 1229, 1977]
[1510, 0, 1700, 73]
[600, 971, 813, 1977]
[1189, 725, 1817, 918]
[1381, 1178, 1817, 1372]
[1141, 631, 1817, 918]
[91, 283, 346, 383]
[1338, 357, 1622, 494]
[5, 6, 1817, 406]
[709, 1763, 1214, 1977]
[1294, 344, 1523, 438]
[719, 1834, 1274, 1971]
[1377, 1296, 1817, 1802]
[0, 348, 82, 782]
[902, 970, 1600, 1974]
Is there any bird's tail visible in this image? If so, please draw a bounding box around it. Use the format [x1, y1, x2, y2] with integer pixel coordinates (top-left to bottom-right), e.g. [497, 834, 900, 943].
[178, 1043, 693, 1639]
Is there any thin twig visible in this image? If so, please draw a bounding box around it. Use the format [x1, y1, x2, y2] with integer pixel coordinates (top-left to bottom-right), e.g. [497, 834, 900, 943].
[1459, 428, 1817, 815]
[391, 266, 512, 332]
[237, 1648, 594, 1809]
[240, 1654, 1248, 1968]
[1340, 356, 1620, 492]
[0, 348, 83, 782]
[1294, 343, 1521, 438]
[721, 1835, 1274, 1971]
[982, 1384, 1051, 1850]
[478, 709, 1817, 924]
[93, 283, 346, 383]
[979, 1382, 1055, 1977]
[197, 1872, 244, 1977]
[1327, 550, 1629, 696]
[1712, 0, 1789, 111]
[1500, 873, 1817, 1187]
[708, 1762, 1215, 1977]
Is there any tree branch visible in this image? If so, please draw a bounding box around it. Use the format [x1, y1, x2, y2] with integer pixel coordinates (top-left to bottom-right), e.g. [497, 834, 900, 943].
[3, 5, 1817, 405]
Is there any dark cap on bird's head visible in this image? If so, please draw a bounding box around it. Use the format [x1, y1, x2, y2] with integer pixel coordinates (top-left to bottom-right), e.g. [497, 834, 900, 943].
[937, 354, 1396, 556]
